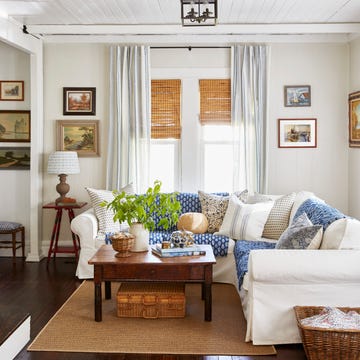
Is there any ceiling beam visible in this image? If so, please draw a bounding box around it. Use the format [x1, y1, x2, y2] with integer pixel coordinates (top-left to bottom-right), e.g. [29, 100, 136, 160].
[27, 23, 360, 36]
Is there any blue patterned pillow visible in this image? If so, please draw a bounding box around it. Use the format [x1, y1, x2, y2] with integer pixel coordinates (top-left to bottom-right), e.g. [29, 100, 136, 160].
[276, 213, 323, 249]
[294, 198, 346, 231]
[153, 192, 229, 231]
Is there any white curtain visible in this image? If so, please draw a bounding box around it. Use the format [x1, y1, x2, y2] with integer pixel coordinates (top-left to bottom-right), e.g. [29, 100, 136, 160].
[231, 44, 268, 194]
[107, 45, 151, 193]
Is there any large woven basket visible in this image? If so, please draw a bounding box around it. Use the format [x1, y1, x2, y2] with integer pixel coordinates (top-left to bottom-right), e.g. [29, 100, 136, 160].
[111, 232, 135, 257]
[294, 306, 360, 360]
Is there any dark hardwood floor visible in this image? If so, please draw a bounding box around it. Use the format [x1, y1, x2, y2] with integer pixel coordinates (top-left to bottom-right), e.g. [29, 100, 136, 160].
[0, 257, 306, 360]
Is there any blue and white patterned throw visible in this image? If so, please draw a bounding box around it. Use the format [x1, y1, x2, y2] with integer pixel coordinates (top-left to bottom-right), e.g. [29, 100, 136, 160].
[234, 240, 276, 289]
[294, 198, 347, 231]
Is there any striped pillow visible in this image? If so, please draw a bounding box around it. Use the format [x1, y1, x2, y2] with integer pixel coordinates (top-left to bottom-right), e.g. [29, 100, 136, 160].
[216, 194, 273, 241]
[86, 184, 134, 234]
[262, 192, 296, 240]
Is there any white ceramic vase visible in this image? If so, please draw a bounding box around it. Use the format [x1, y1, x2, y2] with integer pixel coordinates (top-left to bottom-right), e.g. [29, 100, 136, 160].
[129, 223, 150, 252]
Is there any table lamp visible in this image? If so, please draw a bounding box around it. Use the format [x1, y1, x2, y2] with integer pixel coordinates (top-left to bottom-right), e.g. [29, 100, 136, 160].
[47, 151, 80, 204]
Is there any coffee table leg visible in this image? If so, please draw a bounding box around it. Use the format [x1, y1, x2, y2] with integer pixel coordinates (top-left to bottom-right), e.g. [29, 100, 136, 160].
[204, 282, 212, 321]
[204, 264, 212, 321]
[94, 281, 102, 322]
[105, 281, 111, 299]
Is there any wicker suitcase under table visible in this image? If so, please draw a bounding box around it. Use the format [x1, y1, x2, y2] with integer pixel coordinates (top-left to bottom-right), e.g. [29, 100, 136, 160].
[117, 282, 186, 319]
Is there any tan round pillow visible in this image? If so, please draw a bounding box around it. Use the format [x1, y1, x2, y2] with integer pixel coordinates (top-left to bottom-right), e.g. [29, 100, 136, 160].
[177, 212, 208, 234]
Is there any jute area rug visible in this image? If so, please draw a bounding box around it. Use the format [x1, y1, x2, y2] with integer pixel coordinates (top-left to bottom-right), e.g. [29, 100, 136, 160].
[28, 281, 276, 356]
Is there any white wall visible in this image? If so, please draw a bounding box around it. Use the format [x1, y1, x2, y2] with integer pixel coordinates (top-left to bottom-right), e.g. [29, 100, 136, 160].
[268, 43, 349, 212]
[0, 42, 31, 256]
[349, 38, 360, 218]
[42, 43, 109, 250]
[41, 42, 350, 249]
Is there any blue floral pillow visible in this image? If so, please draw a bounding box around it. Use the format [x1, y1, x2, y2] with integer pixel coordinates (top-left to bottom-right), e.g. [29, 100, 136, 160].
[276, 213, 323, 249]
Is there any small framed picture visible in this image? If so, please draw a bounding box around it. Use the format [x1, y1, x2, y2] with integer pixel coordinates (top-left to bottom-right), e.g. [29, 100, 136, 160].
[63, 87, 96, 115]
[0, 147, 30, 170]
[278, 118, 317, 148]
[0, 110, 30, 142]
[284, 85, 311, 107]
[348, 91, 360, 147]
[0, 81, 24, 101]
[56, 119, 99, 157]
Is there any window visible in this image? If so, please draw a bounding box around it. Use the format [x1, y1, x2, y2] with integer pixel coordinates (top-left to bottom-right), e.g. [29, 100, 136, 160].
[199, 79, 232, 192]
[201, 125, 233, 192]
[150, 80, 181, 191]
[150, 77, 232, 193]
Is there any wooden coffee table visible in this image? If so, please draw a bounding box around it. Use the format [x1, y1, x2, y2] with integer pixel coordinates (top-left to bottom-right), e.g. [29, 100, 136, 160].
[88, 244, 216, 322]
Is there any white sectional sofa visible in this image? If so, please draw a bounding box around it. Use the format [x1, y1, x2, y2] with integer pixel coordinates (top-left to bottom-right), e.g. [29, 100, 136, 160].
[70, 190, 360, 345]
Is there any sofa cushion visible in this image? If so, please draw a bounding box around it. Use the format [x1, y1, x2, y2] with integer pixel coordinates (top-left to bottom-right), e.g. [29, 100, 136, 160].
[262, 192, 296, 240]
[321, 218, 360, 250]
[86, 184, 134, 234]
[149, 231, 229, 257]
[276, 213, 323, 249]
[216, 194, 273, 241]
[177, 212, 208, 233]
[293, 197, 346, 231]
[198, 190, 248, 233]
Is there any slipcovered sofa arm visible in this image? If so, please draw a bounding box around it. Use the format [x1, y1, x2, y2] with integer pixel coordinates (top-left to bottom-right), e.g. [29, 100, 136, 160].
[71, 208, 100, 279]
[244, 249, 360, 345]
[71, 208, 98, 251]
[248, 249, 360, 284]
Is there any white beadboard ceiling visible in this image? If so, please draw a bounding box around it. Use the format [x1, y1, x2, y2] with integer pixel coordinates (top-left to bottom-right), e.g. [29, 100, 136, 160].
[0, 0, 360, 42]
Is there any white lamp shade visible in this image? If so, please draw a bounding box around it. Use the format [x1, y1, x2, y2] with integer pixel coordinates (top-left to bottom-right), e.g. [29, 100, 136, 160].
[47, 151, 80, 175]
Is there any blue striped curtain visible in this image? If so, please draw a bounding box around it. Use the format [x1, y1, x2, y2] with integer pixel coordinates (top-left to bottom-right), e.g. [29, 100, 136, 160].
[107, 45, 151, 193]
[231, 44, 268, 193]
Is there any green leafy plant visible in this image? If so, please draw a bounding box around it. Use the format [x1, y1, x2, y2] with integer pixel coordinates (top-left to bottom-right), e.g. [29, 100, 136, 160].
[101, 180, 181, 232]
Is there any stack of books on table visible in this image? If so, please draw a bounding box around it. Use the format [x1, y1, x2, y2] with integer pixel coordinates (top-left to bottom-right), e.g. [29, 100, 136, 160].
[151, 244, 206, 258]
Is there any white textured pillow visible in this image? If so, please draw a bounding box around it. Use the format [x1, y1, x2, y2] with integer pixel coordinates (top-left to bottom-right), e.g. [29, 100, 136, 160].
[86, 183, 134, 233]
[216, 194, 273, 241]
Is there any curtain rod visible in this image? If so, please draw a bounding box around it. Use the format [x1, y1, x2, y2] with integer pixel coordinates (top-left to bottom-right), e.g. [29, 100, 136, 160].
[151, 46, 230, 50]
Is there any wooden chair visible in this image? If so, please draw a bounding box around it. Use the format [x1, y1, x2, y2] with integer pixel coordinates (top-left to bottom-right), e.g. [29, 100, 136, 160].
[0, 222, 25, 260]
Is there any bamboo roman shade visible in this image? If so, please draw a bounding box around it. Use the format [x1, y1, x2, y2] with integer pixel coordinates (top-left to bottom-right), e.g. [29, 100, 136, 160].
[199, 79, 231, 125]
[151, 79, 181, 139]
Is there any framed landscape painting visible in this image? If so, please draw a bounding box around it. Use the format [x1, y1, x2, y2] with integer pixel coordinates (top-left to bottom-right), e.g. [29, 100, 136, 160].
[0, 110, 30, 142]
[0, 147, 30, 170]
[56, 119, 99, 157]
[348, 91, 360, 147]
[284, 85, 311, 107]
[63, 87, 96, 115]
[278, 118, 317, 148]
[0, 81, 24, 101]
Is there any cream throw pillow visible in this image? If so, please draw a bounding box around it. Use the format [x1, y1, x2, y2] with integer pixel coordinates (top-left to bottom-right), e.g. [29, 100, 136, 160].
[321, 218, 360, 250]
[216, 194, 273, 241]
[177, 212, 208, 234]
[86, 183, 134, 234]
